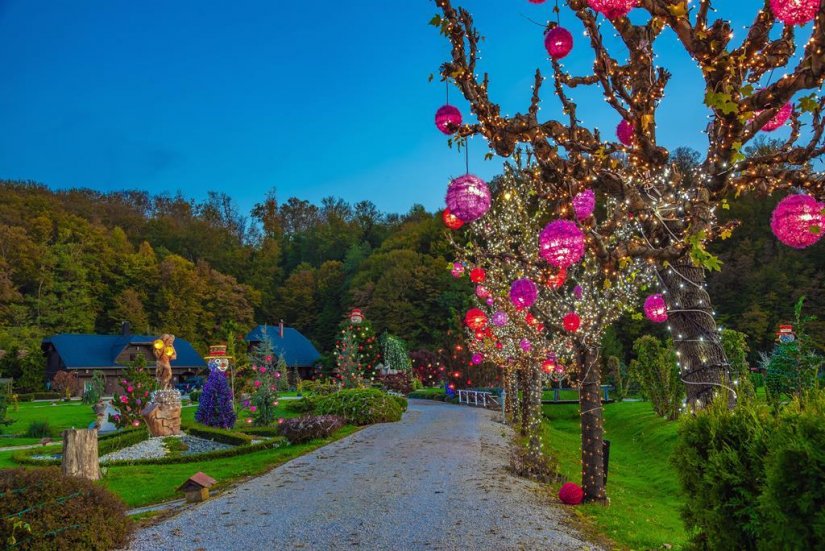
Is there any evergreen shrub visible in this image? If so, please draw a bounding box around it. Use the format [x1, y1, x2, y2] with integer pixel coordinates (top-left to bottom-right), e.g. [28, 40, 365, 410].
[315, 389, 403, 425]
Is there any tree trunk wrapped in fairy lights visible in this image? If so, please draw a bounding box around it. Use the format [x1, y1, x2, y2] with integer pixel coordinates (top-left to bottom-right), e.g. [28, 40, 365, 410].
[432, 0, 825, 410]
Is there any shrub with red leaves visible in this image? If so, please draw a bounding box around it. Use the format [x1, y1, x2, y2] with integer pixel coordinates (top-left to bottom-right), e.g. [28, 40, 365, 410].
[278, 415, 345, 444]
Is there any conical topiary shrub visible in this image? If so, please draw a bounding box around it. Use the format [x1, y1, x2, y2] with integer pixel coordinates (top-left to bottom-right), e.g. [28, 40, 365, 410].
[195, 369, 236, 429]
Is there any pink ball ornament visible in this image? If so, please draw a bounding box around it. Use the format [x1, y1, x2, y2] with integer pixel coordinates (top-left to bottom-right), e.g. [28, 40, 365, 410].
[770, 0, 819, 25]
[587, 0, 637, 19]
[559, 482, 584, 505]
[539, 220, 586, 268]
[616, 119, 635, 146]
[770, 193, 825, 249]
[471, 352, 484, 365]
[760, 102, 793, 132]
[573, 285, 583, 299]
[520, 338, 532, 352]
[563, 312, 581, 333]
[529, 0, 547, 3]
[486, 297, 495, 306]
[545, 26, 573, 60]
[644, 293, 668, 323]
[572, 189, 596, 220]
[510, 278, 538, 309]
[446, 174, 492, 222]
[435, 104, 462, 135]
[492, 310, 509, 327]
[451, 262, 465, 278]
[476, 285, 491, 299]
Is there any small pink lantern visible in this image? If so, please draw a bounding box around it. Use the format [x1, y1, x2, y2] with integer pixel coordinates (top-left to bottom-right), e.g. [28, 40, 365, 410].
[539, 220, 586, 268]
[587, 0, 637, 19]
[760, 103, 793, 132]
[529, 0, 547, 3]
[510, 278, 538, 309]
[446, 174, 492, 222]
[435, 104, 462, 135]
[451, 262, 465, 278]
[644, 294, 668, 323]
[616, 119, 634, 146]
[492, 310, 509, 326]
[544, 26, 573, 60]
[476, 285, 491, 299]
[770, 0, 819, 25]
[471, 352, 484, 365]
[572, 189, 596, 220]
[770, 193, 825, 249]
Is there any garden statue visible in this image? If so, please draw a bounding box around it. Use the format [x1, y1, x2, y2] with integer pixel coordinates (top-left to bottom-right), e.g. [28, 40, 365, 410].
[153, 334, 176, 390]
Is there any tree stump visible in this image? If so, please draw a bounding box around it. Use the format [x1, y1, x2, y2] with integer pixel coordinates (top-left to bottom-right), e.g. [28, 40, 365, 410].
[61, 428, 100, 481]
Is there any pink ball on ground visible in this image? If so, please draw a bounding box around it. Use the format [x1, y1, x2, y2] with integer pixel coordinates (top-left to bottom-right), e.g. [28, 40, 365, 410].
[572, 189, 596, 220]
[644, 293, 669, 323]
[435, 104, 462, 135]
[770, 194, 825, 249]
[446, 174, 492, 222]
[559, 482, 584, 505]
[510, 278, 538, 309]
[770, 0, 819, 25]
[587, 0, 637, 19]
[545, 26, 573, 60]
[616, 119, 634, 146]
[539, 220, 586, 268]
[760, 103, 793, 132]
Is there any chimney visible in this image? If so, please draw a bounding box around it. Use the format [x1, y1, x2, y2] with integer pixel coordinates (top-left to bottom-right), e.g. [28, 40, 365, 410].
[121, 321, 132, 336]
[279, 319, 284, 338]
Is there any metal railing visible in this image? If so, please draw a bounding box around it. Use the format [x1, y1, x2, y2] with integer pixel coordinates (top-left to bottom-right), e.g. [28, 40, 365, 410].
[457, 389, 500, 409]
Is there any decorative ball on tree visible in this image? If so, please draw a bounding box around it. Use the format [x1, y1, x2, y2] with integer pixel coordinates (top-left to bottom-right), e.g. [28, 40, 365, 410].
[195, 369, 236, 428]
[335, 310, 381, 387]
[435, 104, 462, 134]
[446, 174, 491, 222]
[491, 310, 509, 326]
[587, 0, 637, 19]
[563, 311, 581, 332]
[572, 189, 596, 220]
[769, 0, 819, 25]
[616, 119, 635, 145]
[464, 307, 488, 330]
[442, 208, 464, 230]
[109, 358, 154, 429]
[770, 193, 825, 249]
[451, 262, 465, 278]
[469, 267, 486, 283]
[510, 278, 538, 308]
[475, 285, 491, 299]
[544, 26, 573, 60]
[644, 293, 669, 323]
[760, 102, 793, 131]
[539, 220, 586, 268]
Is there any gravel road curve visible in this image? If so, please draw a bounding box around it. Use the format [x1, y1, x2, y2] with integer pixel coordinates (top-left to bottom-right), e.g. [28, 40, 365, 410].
[128, 400, 599, 551]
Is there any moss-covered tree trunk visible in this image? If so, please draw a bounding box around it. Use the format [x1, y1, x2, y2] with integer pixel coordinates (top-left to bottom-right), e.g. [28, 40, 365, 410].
[503, 368, 518, 425]
[659, 262, 734, 410]
[579, 346, 606, 503]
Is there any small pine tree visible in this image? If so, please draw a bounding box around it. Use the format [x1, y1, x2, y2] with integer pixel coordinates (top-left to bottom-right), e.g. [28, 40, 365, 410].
[382, 334, 412, 373]
[335, 315, 381, 388]
[243, 328, 280, 426]
[195, 369, 236, 428]
[276, 355, 290, 392]
[110, 357, 155, 429]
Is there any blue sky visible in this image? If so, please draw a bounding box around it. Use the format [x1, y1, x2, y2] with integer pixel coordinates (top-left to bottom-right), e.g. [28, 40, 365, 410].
[0, 0, 805, 215]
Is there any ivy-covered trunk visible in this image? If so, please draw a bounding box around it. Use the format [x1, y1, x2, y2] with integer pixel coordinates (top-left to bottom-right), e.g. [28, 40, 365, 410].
[579, 346, 606, 503]
[659, 261, 734, 409]
[503, 368, 518, 426]
[518, 368, 530, 437]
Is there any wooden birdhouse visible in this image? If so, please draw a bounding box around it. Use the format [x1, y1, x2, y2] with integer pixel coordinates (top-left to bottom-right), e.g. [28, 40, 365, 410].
[177, 472, 217, 503]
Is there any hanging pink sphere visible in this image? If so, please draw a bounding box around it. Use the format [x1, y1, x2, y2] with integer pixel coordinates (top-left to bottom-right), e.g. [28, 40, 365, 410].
[451, 262, 465, 278]
[471, 352, 484, 365]
[573, 189, 596, 220]
[510, 278, 538, 309]
[770, 193, 825, 249]
[520, 338, 532, 352]
[476, 285, 491, 299]
[760, 103, 793, 132]
[435, 104, 462, 135]
[563, 312, 581, 333]
[492, 310, 509, 327]
[539, 220, 586, 268]
[616, 119, 635, 146]
[643, 294, 669, 323]
[486, 297, 495, 306]
[770, 0, 819, 25]
[446, 174, 492, 222]
[587, 0, 637, 19]
[529, 0, 547, 3]
[573, 285, 583, 299]
[545, 26, 573, 60]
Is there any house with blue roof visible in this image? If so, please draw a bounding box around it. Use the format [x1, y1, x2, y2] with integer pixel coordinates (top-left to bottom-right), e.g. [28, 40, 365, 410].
[41, 325, 206, 394]
[245, 322, 321, 379]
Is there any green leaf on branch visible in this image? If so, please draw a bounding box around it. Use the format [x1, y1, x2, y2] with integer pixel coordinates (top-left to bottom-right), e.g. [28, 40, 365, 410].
[687, 230, 723, 271]
[705, 91, 738, 115]
[799, 93, 819, 114]
[740, 84, 754, 97]
[484, 153, 494, 161]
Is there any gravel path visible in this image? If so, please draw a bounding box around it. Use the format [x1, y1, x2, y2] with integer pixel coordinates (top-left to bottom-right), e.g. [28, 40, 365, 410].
[128, 400, 598, 551]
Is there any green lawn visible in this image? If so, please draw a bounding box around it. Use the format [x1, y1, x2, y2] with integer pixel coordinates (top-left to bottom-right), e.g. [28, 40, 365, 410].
[1, 401, 96, 445]
[542, 401, 688, 550]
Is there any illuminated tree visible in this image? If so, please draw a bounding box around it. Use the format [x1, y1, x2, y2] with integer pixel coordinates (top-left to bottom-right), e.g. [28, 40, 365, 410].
[334, 313, 381, 387]
[433, 0, 825, 409]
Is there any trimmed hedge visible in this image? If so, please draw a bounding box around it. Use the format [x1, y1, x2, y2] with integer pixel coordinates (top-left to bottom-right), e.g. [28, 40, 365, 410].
[15, 392, 62, 402]
[283, 397, 317, 414]
[238, 426, 282, 438]
[0, 467, 132, 550]
[315, 389, 403, 425]
[98, 427, 149, 455]
[181, 422, 254, 446]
